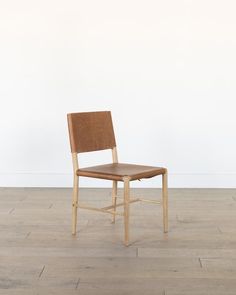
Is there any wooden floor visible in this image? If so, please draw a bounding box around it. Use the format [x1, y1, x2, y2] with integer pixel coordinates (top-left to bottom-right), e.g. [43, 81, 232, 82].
[1, 188, 236, 294]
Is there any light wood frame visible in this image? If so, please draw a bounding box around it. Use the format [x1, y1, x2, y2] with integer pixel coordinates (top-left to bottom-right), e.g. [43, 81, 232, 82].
[71, 147, 168, 246]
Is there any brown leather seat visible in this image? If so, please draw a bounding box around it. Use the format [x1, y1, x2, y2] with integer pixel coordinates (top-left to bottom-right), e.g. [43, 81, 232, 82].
[77, 163, 166, 181]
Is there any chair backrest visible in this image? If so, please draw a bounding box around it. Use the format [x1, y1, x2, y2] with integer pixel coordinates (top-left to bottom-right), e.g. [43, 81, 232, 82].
[67, 111, 116, 153]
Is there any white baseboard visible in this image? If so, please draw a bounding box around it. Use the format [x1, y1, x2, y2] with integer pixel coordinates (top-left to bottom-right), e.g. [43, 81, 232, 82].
[0, 172, 235, 188]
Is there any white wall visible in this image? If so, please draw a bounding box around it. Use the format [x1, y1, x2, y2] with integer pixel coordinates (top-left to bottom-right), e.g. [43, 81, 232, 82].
[0, 0, 236, 188]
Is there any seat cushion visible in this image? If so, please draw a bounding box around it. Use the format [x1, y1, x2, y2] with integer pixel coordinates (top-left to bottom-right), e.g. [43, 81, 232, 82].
[77, 163, 166, 181]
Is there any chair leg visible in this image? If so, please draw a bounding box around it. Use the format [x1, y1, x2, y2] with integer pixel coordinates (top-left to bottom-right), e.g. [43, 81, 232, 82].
[162, 170, 168, 233]
[123, 177, 130, 246]
[72, 174, 79, 235]
[111, 180, 117, 223]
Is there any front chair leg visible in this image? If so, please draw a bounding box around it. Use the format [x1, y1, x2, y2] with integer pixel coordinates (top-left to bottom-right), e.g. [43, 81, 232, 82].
[123, 177, 130, 246]
[72, 174, 79, 235]
[162, 169, 168, 233]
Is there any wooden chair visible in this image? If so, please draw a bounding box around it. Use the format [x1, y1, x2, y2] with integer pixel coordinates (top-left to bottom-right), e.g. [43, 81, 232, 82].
[67, 111, 168, 246]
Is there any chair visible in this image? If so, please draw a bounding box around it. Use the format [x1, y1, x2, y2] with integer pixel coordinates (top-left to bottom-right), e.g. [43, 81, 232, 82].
[67, 111, 168, 246]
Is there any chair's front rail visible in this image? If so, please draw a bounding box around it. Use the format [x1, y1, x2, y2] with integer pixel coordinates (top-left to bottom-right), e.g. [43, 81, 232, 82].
[77, 204, 124, 216]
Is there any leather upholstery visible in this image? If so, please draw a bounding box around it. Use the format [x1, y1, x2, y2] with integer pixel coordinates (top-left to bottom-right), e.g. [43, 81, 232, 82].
[77, 163, 166, 181]
[67, 111, 116, 153]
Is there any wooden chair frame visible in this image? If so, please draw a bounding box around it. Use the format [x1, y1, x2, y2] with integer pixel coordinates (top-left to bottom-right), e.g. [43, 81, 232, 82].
[71, 146, 168, 246]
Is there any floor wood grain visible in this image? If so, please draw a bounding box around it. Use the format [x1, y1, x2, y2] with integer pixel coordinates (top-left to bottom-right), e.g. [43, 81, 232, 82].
[0, 188, 236, 294]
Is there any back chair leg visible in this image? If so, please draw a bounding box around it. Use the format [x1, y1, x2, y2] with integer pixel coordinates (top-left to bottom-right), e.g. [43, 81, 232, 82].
[72, 175, 79, 235]
[162, 170, 168, 233]
[111, 180, 118, 223]
[123, 177, 130, 246]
